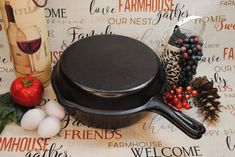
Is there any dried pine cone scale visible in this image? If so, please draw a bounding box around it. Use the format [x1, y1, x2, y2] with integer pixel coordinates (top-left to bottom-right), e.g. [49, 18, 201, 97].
[191, 77, 221, 122]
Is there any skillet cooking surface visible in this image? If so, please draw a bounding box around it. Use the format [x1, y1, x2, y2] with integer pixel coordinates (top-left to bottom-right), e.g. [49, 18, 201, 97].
[60, 35, 159, 95]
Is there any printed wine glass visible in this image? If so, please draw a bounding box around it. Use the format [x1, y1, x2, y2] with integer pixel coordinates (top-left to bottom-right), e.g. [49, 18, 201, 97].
[16, 25, 41, 72]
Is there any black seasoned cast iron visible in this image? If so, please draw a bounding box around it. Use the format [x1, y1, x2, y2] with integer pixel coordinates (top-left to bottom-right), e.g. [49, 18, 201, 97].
[51, 35, 206, 139]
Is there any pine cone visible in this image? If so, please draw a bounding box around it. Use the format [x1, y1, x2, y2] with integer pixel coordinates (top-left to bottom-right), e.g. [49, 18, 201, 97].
[191, 76, 209, 92]
[191, 77, 221, 122]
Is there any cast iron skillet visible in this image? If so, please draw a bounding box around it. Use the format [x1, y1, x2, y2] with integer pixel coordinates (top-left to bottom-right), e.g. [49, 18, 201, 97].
[51, 35, 206, 139]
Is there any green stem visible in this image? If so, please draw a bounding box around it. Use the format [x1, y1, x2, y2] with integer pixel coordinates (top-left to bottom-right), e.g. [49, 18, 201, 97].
[22, 77, 32, 87]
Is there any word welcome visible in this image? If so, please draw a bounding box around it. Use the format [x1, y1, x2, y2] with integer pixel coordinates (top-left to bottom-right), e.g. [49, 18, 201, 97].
[131, 146, 203, 157]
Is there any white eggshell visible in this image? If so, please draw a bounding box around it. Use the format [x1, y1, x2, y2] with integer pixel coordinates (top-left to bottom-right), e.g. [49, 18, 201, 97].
[21, 109, 46, 130]
[45, 100, 65, 120]
[38, 116, 61, 138]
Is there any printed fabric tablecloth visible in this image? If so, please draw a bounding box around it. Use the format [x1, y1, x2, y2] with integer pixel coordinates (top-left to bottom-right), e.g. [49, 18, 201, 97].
[0, 0, 235, 156]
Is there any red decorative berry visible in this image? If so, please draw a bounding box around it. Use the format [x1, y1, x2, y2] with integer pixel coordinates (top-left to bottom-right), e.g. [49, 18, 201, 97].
[172, 84, 177, 89]
[182, 53, 189, 59]
[192, 90, 198, 97]
[163, 85, 194, 111]
[178, 94, 182, 100]
[197, 44, 202, 51]
[176, 103, 183, 109]
[186, 86, 192, 93]
[169, 95, 173, 99]
[184, 94, 190, 100]
[194, 37, 199, 44]
[182, 102, 188, 107]
[164, 99, 167, 104]
[176, 88, 182, 94]
[173, 98, 179, 104]
[165, 92, 170, 97]
[177, 38, 184, 45]
[185, 104, 191, 110]
[180, 47, 186, 52]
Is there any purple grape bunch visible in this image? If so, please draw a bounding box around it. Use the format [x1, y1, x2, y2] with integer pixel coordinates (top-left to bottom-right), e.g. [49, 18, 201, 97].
[176, 36, 203, 87]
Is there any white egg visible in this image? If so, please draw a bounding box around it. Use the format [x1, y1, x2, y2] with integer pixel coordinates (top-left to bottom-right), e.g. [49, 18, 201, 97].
[45, 100, 65, 120]
[21, 109, 46, 130]
[38, 116, 61, 138]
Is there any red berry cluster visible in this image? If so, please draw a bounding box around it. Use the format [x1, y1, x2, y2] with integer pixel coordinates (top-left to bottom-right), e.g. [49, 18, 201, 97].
[163, 85, 198, 110]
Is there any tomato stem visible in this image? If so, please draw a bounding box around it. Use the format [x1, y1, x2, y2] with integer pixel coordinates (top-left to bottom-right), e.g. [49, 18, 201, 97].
[22, 77, 32, 87]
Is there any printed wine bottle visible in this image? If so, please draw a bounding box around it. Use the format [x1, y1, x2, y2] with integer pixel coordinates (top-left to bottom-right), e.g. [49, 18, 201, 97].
[0, 0, 51, 87]
[4, 1, 32, 74]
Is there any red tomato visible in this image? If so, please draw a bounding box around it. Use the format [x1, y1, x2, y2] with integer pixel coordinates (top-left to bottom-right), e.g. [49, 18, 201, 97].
[10, 76, 44, 107]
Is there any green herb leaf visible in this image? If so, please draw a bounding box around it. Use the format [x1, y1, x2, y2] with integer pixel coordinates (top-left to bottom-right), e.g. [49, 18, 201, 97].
[0, 116, 10, 133]
[0, 92, 29, 134]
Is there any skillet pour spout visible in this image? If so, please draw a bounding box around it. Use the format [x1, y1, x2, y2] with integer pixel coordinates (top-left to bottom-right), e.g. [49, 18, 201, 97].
[51, 34, 206, 139]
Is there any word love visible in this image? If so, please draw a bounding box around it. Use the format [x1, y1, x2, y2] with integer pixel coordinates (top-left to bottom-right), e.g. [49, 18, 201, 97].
[198, 55, 221, 64]
[89, 0, 115, 15]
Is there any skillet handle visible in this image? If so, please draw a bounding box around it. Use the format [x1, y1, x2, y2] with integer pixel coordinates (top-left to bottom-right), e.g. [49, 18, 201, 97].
[145, 97, 206, 139]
